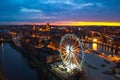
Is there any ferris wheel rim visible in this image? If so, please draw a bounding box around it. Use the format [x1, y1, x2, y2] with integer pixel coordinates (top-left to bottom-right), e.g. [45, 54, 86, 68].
[59, 34, 84, 70]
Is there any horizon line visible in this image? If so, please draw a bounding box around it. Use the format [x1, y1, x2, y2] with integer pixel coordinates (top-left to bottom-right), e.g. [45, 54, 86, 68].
[0, 21, 120, 26]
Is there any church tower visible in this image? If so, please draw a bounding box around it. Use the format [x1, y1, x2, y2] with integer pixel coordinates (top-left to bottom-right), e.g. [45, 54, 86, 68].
[46, 23, 50, 31]
[32, 25, 36, 30]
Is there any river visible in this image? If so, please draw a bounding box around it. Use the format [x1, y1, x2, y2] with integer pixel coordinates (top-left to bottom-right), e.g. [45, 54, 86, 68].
[0, 43, 38, 80]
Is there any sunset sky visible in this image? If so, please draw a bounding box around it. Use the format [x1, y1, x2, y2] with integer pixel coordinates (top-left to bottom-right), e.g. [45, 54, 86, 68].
[0, 0, 120, 25]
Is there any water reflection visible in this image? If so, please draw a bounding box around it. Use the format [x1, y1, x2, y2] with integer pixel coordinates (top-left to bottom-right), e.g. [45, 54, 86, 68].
[92, 43, 97, 51]
[0, 43, 38, 80]
[0, 43, 4, 61]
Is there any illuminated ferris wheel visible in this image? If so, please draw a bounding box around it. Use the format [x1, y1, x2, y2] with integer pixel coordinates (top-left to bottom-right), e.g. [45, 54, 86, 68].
[59, 34, 84, 72]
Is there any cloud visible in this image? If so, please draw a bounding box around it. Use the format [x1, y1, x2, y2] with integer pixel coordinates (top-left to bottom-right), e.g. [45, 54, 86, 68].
[0, 0, 119, 23]
[43, 0, 72, 4]
[20, 7, 42, 13]
[96, 3, 103, 7]
[43, 0, 99, 10]
[67, 2, 101, 9]
[73, 3, 94, 9]
[82, 3, 94, 7]
[29, 15, 57, 19]
[30, 16, 56, 19]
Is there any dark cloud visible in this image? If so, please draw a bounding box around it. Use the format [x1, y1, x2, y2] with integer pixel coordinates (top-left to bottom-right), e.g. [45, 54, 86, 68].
[0, 0, 120, 24]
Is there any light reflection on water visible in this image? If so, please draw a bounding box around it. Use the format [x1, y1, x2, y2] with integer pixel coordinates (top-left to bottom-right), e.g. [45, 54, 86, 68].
[92, 43, 97, 51]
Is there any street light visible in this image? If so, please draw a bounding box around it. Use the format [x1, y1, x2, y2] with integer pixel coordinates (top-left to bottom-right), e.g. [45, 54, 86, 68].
[93, 38, 97, 42]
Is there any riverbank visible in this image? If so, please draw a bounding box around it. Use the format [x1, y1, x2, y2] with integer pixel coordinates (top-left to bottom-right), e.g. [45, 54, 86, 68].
[0, 43, 38, 80]
[0, 43, 4, 80]
[9, 41, 81, 80]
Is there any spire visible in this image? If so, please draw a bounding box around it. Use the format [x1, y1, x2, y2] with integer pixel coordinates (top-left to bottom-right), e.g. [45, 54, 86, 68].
[46, 23, 50, 31]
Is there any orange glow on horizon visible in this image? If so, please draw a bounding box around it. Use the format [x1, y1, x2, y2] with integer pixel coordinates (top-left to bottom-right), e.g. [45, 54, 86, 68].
[1, 21, 120, 26]
[72, 22, 120, 26]
[52, 21, 120, 26]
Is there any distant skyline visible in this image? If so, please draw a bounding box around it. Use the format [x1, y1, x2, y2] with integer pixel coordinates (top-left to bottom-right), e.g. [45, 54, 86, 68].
[0, 0, 120, 25]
